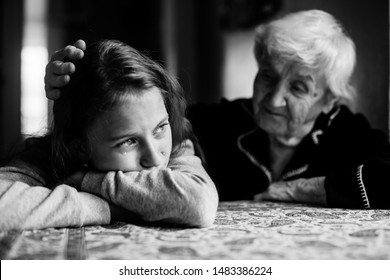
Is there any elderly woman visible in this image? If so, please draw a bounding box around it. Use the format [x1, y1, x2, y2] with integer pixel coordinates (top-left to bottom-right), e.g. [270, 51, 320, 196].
[45, 10, 390, 209]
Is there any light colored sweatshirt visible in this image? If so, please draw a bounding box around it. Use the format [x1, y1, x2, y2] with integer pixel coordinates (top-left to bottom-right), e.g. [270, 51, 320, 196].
[0, 140, 218, 230]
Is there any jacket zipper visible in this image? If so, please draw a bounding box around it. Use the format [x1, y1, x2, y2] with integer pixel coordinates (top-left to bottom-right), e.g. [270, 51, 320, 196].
[237, 128, 272, 184]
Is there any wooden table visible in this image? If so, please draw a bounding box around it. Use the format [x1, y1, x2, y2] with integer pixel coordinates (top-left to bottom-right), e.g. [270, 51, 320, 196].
[1, 201, 390, 259]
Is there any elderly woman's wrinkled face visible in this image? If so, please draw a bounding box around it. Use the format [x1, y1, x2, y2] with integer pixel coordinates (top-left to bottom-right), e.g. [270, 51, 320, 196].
[252, 56, 331, 146]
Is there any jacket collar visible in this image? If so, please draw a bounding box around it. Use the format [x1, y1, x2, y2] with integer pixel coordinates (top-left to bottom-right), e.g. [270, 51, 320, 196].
[238, 99, 341, 180]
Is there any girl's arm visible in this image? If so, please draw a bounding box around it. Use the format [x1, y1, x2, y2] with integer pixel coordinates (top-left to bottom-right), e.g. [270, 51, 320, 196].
[80, 140, 219, 227]
[0, 165, 111, 231]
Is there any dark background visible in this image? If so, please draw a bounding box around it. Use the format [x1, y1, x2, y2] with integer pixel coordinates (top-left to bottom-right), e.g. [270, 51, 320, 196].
[1, 0, 389, 164]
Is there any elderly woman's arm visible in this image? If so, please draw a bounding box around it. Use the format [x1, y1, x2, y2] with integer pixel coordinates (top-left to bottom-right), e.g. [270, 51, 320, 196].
[325, 156, 390, 209]
[256, 109, 390, 209]
[321, 115, 390, 209]
[80, 140, 219, 227]
[254, 177, 327, 205]
[255, 145, 390, 210]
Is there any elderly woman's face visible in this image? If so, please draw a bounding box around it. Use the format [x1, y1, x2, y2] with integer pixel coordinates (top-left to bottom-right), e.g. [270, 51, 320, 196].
[252, 56, 331, 145]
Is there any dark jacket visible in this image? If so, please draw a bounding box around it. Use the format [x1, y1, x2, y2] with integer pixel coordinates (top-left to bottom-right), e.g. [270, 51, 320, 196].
[188, 98, 390, 209]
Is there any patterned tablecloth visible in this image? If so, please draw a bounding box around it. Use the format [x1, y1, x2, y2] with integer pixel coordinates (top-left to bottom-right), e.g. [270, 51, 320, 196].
[1, 201, 390, 260]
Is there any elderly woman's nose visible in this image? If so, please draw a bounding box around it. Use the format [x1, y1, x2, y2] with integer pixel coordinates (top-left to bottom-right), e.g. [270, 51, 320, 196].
[268, 83, 287, 107]
[140, 141, 164, 169]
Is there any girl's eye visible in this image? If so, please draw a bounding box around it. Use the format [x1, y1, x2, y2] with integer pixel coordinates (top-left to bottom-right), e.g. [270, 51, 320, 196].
[154, 122, 169, 137]
[117, 138, 137, 147]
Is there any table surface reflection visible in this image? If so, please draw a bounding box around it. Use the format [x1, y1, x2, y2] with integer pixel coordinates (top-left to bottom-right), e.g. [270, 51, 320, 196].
[1, 201, 390, 259]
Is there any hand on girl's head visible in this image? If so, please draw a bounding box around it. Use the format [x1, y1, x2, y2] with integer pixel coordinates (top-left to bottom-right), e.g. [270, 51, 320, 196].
[51, 42, 85, 62]
[44, 60, 75, 100]
[45, 40, 86, 100]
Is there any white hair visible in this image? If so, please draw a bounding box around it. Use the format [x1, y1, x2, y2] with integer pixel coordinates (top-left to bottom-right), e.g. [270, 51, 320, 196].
[254, 10, 356, 104]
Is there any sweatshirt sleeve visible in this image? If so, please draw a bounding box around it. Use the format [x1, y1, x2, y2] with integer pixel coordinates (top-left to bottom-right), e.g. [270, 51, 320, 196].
[81, 139, 218, 227]
[0, 166, 111, 231]
[324, 111, 390, 209]
[325, 156, 390, 209]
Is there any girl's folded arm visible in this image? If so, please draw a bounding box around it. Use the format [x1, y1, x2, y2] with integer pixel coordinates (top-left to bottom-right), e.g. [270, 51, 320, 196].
[81, 140, 218, 227]
[0, 166, 111, 231]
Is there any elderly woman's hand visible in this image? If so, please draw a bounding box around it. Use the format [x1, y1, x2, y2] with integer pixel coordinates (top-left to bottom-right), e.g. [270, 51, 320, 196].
[44, 39, 86, 100]
[254, 177, 327, 206]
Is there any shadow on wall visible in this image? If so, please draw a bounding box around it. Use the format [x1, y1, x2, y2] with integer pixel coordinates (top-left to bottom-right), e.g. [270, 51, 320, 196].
[220, 0, 282, 101]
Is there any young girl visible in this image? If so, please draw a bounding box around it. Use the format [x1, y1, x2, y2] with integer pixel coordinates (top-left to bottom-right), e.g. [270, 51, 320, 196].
[0, 40, 218, 230]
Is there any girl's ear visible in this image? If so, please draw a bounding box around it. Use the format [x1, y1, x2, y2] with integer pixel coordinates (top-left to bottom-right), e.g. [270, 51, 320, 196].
[78, 144, 89, 163]
[322, 90, 339, 114]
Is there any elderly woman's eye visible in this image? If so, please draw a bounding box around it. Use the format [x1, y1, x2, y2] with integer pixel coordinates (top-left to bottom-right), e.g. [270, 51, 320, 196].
[260, 70, 274, 81]
[291, 82, 308, 93]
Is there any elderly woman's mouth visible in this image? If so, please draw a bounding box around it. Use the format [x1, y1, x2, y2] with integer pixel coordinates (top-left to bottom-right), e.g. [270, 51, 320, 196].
[262, 106, 286, 117]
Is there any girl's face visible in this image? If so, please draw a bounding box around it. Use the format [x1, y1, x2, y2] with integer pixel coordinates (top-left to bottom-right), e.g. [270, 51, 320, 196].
[85, 87, 172, 172]
[252, 55, 331, 146]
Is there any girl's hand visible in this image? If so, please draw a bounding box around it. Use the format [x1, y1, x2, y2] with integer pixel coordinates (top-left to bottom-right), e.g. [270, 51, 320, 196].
[254, 177, 327, 206]
[44, 39, 86, 100]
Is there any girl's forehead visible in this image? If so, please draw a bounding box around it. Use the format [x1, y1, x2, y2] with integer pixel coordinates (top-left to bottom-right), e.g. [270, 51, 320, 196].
[94, 87, 165, 119]
[87, 87, 168, 138]
[110, 86, 163, 105]
[113, 87, 165, 110]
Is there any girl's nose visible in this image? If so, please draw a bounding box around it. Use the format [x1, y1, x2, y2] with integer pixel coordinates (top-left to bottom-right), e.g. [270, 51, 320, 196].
[140, 141, 164, 169]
